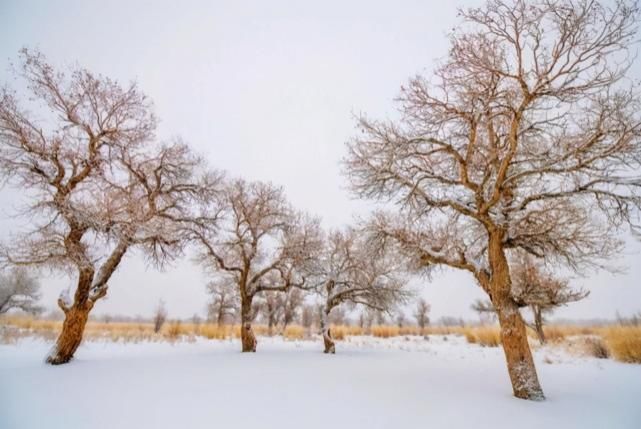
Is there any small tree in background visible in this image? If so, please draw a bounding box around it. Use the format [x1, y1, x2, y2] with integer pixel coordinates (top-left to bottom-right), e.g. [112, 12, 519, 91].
[0, 268, 42, 315]
[153, 300, 168, 334]
[206, 279, 239, 326]
[190, 179, 323, 352]
[414, 299, 430, 334]
[313, 227, 410, 354]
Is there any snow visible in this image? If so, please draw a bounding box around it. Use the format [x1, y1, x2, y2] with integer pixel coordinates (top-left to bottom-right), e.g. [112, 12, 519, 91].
[1, 335, 640, 429]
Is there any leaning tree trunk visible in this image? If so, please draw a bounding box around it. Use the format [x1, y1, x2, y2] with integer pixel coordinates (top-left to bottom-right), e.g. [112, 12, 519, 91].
[46, 270, 95, 365]
[240, 296, 257, 352]
[320, 307, 335, 354]
[488, 230, 545, 400]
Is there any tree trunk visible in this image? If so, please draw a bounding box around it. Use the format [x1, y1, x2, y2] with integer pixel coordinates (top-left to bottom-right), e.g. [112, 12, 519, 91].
[240, 296, 257, 352]
[320, 308, 335, 354]
[488, 230, 545, 401]
[533, 306, 546, 345]
[46, 302, 92, 365]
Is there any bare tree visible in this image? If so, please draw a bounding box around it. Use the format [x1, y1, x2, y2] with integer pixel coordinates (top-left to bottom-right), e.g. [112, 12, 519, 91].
[414, 298, 430, 333]
[471, 299, 496, 325]
[300, 304, 315, 334]
[313, 227, 410, 354]
[153, 299, 168, 333]
[0, 49, 215, 364]
[345, 0, 641, 399]
[190, 178, 323, 352]
[0, 268, 43, 314]
[258, 290, 284, 336]
[511, 257, 589, 344]
[281, 287, 305, 331]
[396, 312, 406, 328]
[206, 278, 239, 326]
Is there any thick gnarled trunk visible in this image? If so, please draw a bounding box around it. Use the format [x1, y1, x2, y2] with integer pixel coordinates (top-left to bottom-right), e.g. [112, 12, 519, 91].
[240, 297, 256, 352]
[320, 308, 335, 354]
[46, 302, 92, 365]
[488, 230, 544, 401]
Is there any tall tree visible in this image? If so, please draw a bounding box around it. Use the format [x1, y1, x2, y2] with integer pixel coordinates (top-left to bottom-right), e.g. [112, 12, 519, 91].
[345, 0, 641, 399]
[0, 268, 42, 315]
[0, 50, 215, 364]
[313, 227, 410, 354]
[190, 178, 322, 352]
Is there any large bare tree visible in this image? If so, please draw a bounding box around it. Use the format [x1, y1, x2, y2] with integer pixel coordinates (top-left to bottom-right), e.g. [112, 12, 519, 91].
[190, 178, 323, 352]
[345, 0, 641, 399]
[0, 268, 42, 315]
[0, 50, 215, 364]
[313, 227, 410, 353]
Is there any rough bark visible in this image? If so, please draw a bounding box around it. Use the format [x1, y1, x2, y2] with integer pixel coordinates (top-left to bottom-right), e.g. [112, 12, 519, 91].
[46, 302, 92, 365]
[489, 231, 544, 401]
[240, 296, 257, 352]
[320, 308, 335, 354]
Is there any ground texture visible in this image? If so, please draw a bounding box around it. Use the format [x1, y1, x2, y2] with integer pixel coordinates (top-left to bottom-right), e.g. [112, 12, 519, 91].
[1, 335, 640, 429]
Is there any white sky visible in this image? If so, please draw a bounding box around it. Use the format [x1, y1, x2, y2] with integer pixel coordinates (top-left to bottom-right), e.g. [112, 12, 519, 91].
[0, 0, 639, 322]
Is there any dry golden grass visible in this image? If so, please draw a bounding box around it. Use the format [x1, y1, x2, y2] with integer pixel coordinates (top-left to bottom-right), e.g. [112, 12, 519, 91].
[282, 325, 305, 340]
[463, 326, 501, 347]
[602, 326, 641, 363]
[3, 314, 640, 365]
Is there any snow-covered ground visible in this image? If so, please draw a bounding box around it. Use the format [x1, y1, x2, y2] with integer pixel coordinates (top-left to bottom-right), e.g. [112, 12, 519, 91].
[1, 335, 640, 429]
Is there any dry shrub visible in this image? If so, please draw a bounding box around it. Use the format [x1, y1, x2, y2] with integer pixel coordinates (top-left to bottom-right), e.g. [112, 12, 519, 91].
[583, 337, 610, 359]
[165, 321, 184, 341]
[603, 326, 641, 364]
[371, 325, 399, 338]
[543, 326, 566, 343]
[200, 324, 233, 340]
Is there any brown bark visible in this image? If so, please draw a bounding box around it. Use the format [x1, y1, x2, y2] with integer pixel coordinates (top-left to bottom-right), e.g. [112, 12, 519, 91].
[46, 302, 92, 365]
[488, 230, 544, 400]
[240, 296, 256, 352]
[321, 309, 335, 354]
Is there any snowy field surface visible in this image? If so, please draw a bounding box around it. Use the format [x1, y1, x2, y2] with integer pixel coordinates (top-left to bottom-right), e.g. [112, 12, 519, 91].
[1, 335, 640, 429]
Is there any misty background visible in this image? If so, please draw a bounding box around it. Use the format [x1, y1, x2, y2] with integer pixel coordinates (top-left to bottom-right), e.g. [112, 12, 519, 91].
[0, 0, 639, 322]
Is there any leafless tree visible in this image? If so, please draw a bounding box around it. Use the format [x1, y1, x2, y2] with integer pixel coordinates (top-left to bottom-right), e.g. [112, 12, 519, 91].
[0, 268, 43, 314]
[414, 298, 430, 333]
[511, 257, 589, 344]
[345, 0, 640, 400]
[313, 227, 410, 353]
[258, 290, 284, 336]
[396, 312, 406, 328]
[281, 287, 305, 332]
[0, 49, 216, 364]
[190, 178, 323, 352]
[300, 304, 315, 334]
[206, 278, 239, 326]
[153, 299, 168, 333]
[471, 299, 497, 325]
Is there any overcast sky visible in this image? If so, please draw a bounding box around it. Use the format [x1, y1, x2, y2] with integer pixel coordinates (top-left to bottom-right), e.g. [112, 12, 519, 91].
[1, 0, 639, 322]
